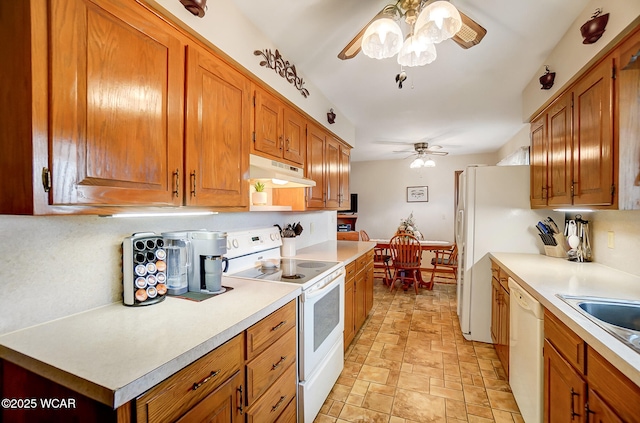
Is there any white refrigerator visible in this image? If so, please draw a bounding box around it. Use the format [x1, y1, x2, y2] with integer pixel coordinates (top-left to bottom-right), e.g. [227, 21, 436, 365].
[455, 165, 562, 343]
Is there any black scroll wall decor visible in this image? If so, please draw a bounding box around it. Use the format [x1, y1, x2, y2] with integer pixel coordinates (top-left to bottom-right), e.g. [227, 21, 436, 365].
[254, 49, 310, 98]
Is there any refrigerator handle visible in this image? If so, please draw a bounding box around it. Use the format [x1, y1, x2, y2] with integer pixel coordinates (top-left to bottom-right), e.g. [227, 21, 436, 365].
[455, 209, 464, 244]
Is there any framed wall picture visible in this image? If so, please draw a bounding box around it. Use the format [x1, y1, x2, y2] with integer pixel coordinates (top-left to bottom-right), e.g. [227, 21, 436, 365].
[407, 186, 428, 202]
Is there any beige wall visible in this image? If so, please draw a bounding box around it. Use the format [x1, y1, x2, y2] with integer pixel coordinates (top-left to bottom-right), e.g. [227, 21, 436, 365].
[350, 152, 499, 241]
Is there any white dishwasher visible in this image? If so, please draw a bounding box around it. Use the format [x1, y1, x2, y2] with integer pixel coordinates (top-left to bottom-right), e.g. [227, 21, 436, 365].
[508, 277, 544, 423]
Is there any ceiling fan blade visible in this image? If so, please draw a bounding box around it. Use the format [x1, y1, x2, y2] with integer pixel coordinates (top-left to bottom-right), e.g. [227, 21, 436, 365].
[338, 9, 385, 60]
[428, 151, 449, 156]
[452, 11, 487, 49]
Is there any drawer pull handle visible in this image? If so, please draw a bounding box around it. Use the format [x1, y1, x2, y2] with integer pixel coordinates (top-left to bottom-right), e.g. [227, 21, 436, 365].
[237, 385, 244, 415]
[272, 356, 287, 370]
[271, 395, 287, 413]
[192, 369, 220, 391]
[271, 320, 287, 331]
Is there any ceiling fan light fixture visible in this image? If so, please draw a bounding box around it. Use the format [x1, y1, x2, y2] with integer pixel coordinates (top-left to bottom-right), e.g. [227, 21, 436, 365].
[410, 157, 425, 168]
[397, 34, 437, 67]
[424, 158, 436, 167]
[415, 1, 462, 44]
[362, 17, 403, 59]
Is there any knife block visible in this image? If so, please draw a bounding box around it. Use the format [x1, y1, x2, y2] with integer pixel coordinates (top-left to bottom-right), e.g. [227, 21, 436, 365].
[544, 234, 569, 258]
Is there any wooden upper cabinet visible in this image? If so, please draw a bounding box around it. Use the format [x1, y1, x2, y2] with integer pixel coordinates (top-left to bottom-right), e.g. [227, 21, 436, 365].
[49, 0, 184, 206]
[305, 123, 326, 208]
[530, 114, 548, 207]
[338, 145, 351, 210]
[325, 137, 341, 209]
[547, 93, 573, 206]
[530, 54, 615, 209]
[572, 57, 614, 206]
[185, 45, 250, 208]
[253, 87, 305, 167]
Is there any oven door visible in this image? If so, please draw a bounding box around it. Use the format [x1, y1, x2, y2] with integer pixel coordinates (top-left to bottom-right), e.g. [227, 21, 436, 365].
[298, 269, 345, 381]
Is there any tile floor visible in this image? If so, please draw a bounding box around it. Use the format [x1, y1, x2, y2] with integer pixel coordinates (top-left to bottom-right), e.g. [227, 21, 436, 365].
[314, 276, 524, 423]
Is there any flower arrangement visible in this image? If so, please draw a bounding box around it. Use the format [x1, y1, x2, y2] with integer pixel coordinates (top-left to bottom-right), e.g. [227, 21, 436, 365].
[397, 212, 423, 239]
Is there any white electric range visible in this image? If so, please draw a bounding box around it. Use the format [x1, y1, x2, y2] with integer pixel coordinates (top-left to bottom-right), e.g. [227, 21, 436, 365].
[224, 227, 345, 423]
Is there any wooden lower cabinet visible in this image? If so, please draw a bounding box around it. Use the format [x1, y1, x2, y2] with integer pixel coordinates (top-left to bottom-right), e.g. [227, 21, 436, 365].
[344, 250, 374, 350]
[137, 334, 244, 422]
[175, 369, 244, 423]
[543, 309, 640, 423]
[1, 302, 298, 423]
[490, 259, 509, 377]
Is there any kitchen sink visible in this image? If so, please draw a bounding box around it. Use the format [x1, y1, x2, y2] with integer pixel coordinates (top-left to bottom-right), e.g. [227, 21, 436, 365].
[557, 295, 640, 354]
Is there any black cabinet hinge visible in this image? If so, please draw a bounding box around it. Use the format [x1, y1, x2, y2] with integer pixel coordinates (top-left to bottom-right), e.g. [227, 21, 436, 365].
[612, 65, 617, 80]
[611, 184, 616, 196]
[252, 132, 256, 142]
[41, 167, 51, 192]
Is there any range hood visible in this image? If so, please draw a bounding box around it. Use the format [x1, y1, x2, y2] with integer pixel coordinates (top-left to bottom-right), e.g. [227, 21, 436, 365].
[249, 154, 316, 188]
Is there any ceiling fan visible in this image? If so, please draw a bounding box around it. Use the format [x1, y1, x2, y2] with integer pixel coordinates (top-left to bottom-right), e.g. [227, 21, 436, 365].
[338, 0, 487, 62]
[385, 141, 448, 167]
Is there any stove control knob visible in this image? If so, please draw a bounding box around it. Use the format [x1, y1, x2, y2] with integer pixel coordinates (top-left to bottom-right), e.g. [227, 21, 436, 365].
[270, 233, 276, 241]
[227, 239, 232, 249]
[232, 239, 239, 248]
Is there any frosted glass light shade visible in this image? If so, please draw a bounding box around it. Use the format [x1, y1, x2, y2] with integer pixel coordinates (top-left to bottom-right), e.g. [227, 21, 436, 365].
[414, 1, 462, 44]
[424, 158, 436, 167]
[410, 157, 425, 168]
[397, 35, 437, 67]
[361, 17, 403, 59]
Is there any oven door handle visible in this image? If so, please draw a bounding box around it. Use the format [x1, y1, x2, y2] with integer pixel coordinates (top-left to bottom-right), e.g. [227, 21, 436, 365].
[302, 273, 344, 301]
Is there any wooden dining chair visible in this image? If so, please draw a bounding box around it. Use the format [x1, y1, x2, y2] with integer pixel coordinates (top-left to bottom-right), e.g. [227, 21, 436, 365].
[360, 230, 392, 285]
[388, 234, 422, 294]
[428, 244, 458, 288]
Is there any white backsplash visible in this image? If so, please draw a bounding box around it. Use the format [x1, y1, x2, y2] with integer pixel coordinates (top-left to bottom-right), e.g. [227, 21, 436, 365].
[0, 211, 335, 335]
[590, 210, 640, 277]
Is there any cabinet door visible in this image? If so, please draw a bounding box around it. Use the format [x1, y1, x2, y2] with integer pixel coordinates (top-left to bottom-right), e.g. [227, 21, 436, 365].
[491, 277, 501, 344]
[547, 94, 573, 206]
[282, 107, 305, 166]
[306, 124, 326, 208]
[364, 260, 374, 315]
[354, 270, 366, 330]
[572, 58, 614, 206]
[185, 46, 250, 208]
[530, 114, 548, 207]
[254, 88, 284, 160]
[338, 145, 351, 209]
[50, 0, 184, 206]
[543, 340, 587, 423]
[499, 287, 509, 378]
[587, 389, 623, 423]
[344, 276, 355, 349]
[175, 370, 244, 423]
[325, 136, 341, 208]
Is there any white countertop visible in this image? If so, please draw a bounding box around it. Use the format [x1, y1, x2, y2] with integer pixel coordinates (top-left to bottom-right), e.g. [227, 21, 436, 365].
[0, 277, 300, 408]
[294, 240, 376, 264]
[490, 252, 640, 387]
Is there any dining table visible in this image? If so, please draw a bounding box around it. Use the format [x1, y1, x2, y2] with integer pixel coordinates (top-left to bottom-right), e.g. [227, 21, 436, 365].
[370, 238, 454, 290]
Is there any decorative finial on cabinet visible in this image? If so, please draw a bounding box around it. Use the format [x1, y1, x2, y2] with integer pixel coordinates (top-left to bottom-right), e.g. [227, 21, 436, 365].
[180, 0, 207, 17]
[327, 109, 336, 124]
[539, 66, 556, 90]
[580, 9, 609, 44]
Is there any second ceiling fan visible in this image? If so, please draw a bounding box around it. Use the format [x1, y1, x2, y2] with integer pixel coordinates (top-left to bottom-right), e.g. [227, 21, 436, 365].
[338, 0, 487, 64]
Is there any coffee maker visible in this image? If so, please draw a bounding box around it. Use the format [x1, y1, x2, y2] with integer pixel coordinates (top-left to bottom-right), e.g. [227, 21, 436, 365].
[162, 230, 228, 295]
[190, 231, 228, 293]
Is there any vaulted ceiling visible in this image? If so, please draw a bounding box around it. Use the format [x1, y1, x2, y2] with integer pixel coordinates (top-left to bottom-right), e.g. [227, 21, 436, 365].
[231, 0, 591, 162]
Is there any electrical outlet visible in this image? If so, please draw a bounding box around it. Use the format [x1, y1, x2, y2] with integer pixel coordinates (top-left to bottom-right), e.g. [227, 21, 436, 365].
[607, 231, 615, 249]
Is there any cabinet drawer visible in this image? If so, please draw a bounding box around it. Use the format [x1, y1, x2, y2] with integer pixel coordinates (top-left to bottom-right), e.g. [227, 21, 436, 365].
[174, 369, 243, 423]
[587, 346, 640, 423]
[136, 333, 244, 423]
[544, 309, 585, 374]
[274, 394, 297, 423]
[345, 261, 356, 281]
[246, 327, 296, 405]
[246, 301, 296, 360]
[355, 252, 371, 272]
[246, 363, 297, 423]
